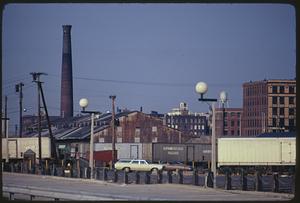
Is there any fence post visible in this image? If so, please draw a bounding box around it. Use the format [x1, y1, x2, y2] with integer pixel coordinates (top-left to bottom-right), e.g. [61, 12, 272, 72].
[241, 169, 247, 190]
[145, 172, 151, 184]
[225, 171, 232, 190]
[206, 171, 213, 188]
[178, 170, 183, 184]
[291, 175, 295, 194]
[273, 173, 279, 193]
[103, 168, 108, 181]
[135, 171, 140, 184]
[193, 169, 199, 186]
[124, 170, 129, 184]
[157, 170, 163, 184]
[113, 169, 118, 183]
[167, 171, 172, 184]
[255, 171, 262, 191]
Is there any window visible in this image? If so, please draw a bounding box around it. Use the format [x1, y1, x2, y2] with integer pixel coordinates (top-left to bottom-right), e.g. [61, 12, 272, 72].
[231, 121, 235, 127]
[279, 108, 284, 116]
[135, 128, 140, 137]
[224, 130, 228, 136]
[279, 118, 284, 127]
[289, 97, 295, 105]
[152, 126, 157, 132]
[289, 119, 295, 127]
[224, 120, 228, 127]
[279, 97, 284, 105]
[237, 120, 240, 127]
[289, 108, 295, 116]
[132, 161, 139, 164]
[224, 112, 228, 117]
[231, 130, 235, 135]
[237, 112, 241, 118]
[272, 86, 277, 93]
[272, 97, 277, 104]
[272, 118, 277, 127]
[272, 108, 277, 116]
[289, 86, 295, 94]
[230, 112, 235, 117]
[279, 86, 284, 94]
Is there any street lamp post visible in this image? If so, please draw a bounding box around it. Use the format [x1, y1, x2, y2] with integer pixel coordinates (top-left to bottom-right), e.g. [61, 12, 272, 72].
[195, 82, 217, 189]
[79, 98, 101, 179]
[220, 91, 228, 136]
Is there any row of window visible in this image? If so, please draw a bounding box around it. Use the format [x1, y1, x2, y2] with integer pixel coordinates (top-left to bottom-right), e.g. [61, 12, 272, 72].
[272, 85, 295, 94]
[272, 108, 295, 116]
[272, 118, 295, 127]
[223, 130, 240, 136]
[166, 117, 206, 124]
[224, 120, 240, 127]
[223, 112, 241, 118]
[167, 124, 206, 131]
[272, 96, 295, 105]
[245, 97, 267, 106]
[245, 85, 266, 96]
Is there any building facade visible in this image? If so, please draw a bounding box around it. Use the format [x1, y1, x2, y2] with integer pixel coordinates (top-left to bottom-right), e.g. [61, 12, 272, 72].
[164, 102, 209, 137]
[215, 108, 242, 137]
[242, 79, 296, 136]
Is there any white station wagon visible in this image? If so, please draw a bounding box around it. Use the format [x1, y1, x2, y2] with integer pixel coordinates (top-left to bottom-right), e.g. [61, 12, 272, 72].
[114, 159, 164, 172]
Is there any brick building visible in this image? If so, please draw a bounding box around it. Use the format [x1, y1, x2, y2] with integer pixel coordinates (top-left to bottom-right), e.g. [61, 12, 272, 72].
[242, 79, 296, 136]
[215, 108, 242, 137]
[164, 102, 209, 137]
[95, 111, 182, 143]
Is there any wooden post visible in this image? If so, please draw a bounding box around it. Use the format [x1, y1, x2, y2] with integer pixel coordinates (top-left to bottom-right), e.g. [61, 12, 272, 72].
[45, 159, 48, 175]
[124, 170, 129, 184]
[167, 171, 172, 184]
[255, 171, 262, 191]
[113, 169, 118, 183]
[135, 171, 140, 184]
[241, 170, 247, 191]
[103, 168, 108, 181]
[193, 169, 199, 186]
[145, 172, 151, 184]
[225, 171, 232, 190]
[29, 159, 32, 173]
[157, 170, 163, 184]
[273, 173, 279, 193]
[178, 170, 183, 184]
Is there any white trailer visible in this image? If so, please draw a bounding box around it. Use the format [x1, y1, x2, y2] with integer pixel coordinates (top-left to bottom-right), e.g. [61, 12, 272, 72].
[2, 137, 51, 160]
[217, 137, 295, 167]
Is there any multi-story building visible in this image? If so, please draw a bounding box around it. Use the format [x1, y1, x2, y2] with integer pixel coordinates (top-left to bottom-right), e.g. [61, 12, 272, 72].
[164, 102, 209, 138]
[242, 79, 296, 136]
[215, 108, 242, 137]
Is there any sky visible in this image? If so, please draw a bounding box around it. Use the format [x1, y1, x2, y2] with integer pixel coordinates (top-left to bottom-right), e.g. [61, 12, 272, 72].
[2, 3, 296, 134]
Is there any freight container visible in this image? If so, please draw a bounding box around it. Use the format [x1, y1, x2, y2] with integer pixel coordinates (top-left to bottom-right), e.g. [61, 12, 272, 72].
[2, 137, 51, 160]
[217, 137, 296, 167]
[94, 143, 152, 161]
[152, 143, 211, 163]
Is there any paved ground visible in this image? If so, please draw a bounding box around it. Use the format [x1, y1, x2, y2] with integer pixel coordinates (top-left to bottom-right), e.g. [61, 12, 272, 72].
[2, 172, 294, 201]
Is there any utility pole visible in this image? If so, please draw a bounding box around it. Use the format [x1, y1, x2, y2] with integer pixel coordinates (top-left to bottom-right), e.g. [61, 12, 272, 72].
[31, 72, 44, 169]
[16, 82, 24, 137]
[109, 95, 116, 168]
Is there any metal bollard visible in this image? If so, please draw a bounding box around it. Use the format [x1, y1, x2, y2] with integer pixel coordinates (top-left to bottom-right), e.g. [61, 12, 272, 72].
[193, 169, 199, 186]
[135, 171, 140, 184]
[225, 171, 232, 190]
[241, 170, 247, 191]
[157, 170, 163, 184]
[145, 172, 151, 184]
[103, 168, 108, 181]
[113, 169, 118, 183]
[9, 192, 14, 200]
[273, 173, 279, 193]
[124, 170, 129, 184]
[167, 171, 173, 184]
[178, 170, 183, 184]
[255, 171, 262, 191]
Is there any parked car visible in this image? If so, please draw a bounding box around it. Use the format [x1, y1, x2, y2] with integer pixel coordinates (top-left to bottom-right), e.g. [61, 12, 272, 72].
[163, 161, 193, 171]
[114, 159, 164, 172]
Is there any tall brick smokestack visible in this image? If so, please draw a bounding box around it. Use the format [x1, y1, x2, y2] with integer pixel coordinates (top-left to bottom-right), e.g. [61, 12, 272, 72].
[60, 25, 73, 118]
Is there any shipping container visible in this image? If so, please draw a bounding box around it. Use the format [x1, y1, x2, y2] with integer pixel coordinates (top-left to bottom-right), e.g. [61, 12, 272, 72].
[94, 143, 152, 161]
[152, 143, 211, 163]
[2, 137, 51, 159]
[217, 137, 296, 167]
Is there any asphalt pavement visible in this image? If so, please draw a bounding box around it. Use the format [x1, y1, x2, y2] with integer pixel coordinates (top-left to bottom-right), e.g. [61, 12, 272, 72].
[2, 172, 295, 201]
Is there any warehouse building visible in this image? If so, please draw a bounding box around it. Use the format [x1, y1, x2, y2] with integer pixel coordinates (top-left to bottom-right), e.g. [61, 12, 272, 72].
[215, 108, 242, 137]
[242, 79, 296, 136]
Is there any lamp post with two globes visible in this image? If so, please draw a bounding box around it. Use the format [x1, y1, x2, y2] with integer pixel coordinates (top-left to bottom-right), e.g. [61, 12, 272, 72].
[195, 82, 217, 189]
[79, 98, 101, 179]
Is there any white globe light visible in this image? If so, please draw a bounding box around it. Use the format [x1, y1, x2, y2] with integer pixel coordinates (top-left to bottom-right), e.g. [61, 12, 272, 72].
[195, 82, 208, 94]
[79, 98, 89, 108]
[220, 91, 228, 103]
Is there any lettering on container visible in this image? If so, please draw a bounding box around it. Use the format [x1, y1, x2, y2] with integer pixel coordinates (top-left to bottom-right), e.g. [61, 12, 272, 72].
[163, 146, 184, 151]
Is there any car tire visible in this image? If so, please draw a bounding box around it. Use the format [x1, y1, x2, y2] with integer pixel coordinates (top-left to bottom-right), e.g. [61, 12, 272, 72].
[123, 167, 130, 173]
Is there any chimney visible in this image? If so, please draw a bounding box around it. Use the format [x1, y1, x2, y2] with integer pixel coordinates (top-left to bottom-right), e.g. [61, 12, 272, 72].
[60, 25, 74, 118]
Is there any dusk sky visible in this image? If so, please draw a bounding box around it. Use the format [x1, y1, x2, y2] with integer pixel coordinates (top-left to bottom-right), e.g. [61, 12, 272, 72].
[3, 3, 296, 133]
